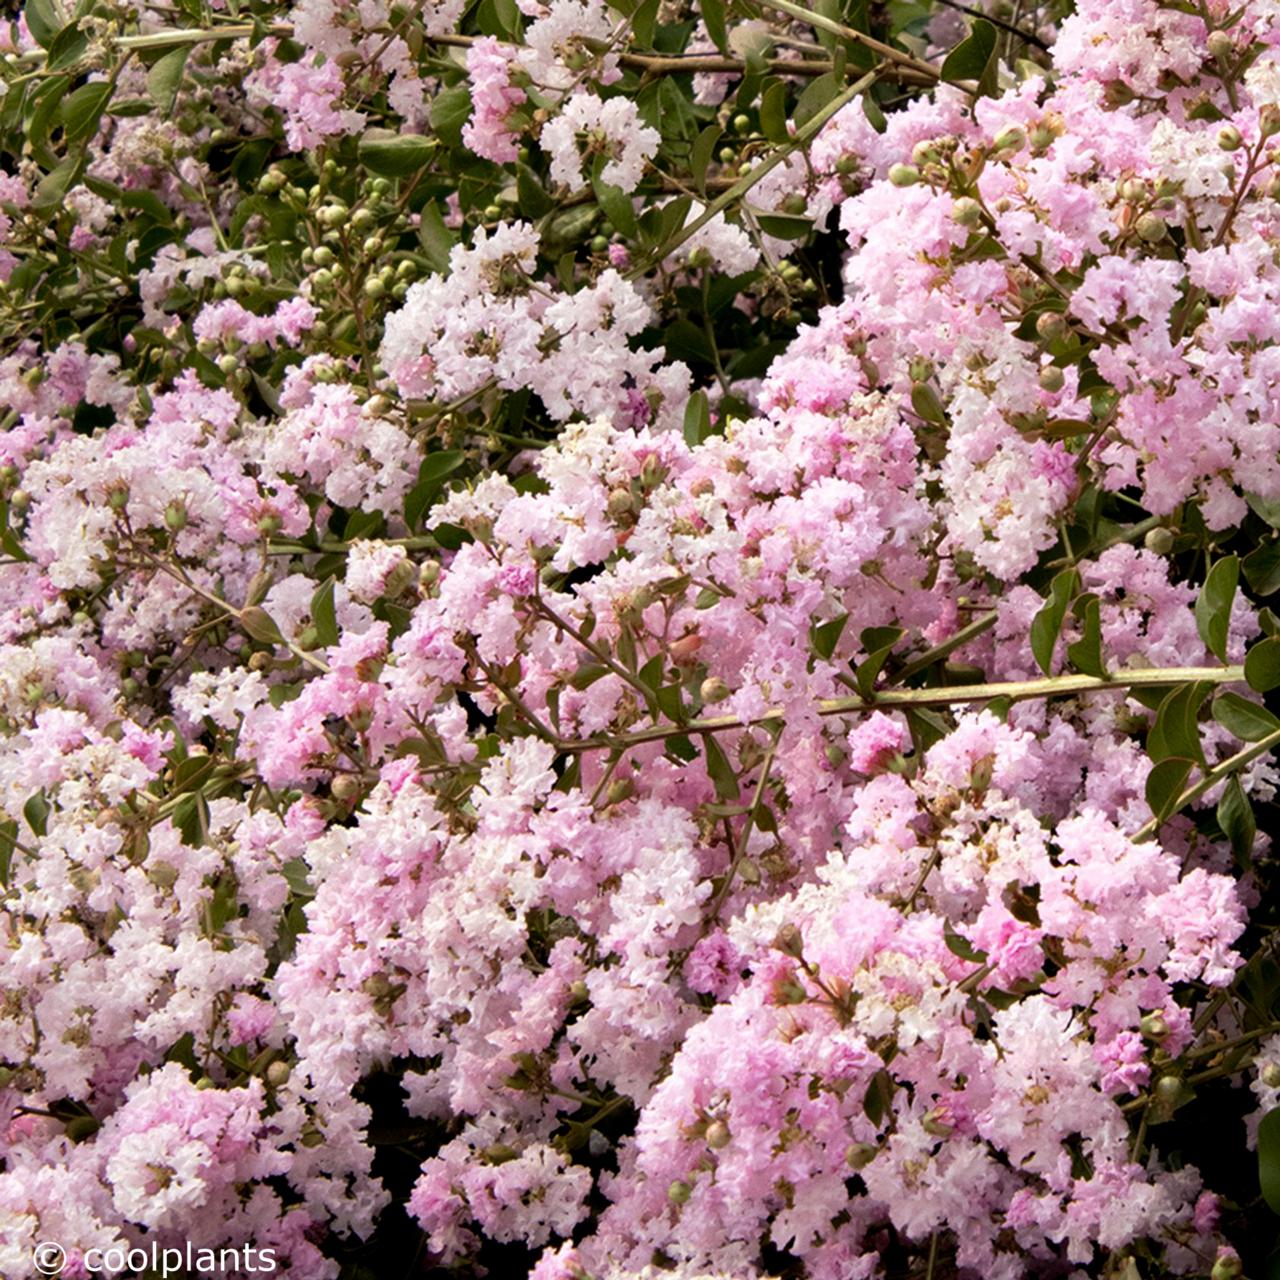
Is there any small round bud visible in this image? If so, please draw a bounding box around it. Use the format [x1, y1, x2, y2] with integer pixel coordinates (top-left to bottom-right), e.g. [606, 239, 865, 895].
[888, 163, 921, 188]
[705, 1120, 731, 1149]
[700, 676, 731, 704]
[1143, 527, 1175, 555]
[1153, 1074, 1184, 1107]
[1262, 1063, 1280, 1088]
[351, 207, 377, 233]
[1135, 212, 1167, 242]
[911, 139, 940, 167]
[1206, 30, 1235, 60]
[266, 1060, 292, 1087]
[295, 625, 321, 652]
[846, 1141, 877, 1170]
[908, 356, 934, 383]
[364, 278, 386, 300]
[781, 193, 808, 216]
[164, 500, 187, 532]
[108, 485, 130, 512]
[992, 125, 1026, 155]
[732, 113, 751, 132]
[331, 773, 363, 802]
[1262, 104, 1280, 138]
[952, 196, 983, 227]
[1217, 125, 1244, 152]
[217, 353, 239, 376]
[363, 236, 385, 256]
[1119, 177, 1147, 203]
[667, 1180, 692, 1204]
[590, 234, 609, 254]
[568, 980, 589, 1004]
[419, 560, 441, 591]
[1139, 1012, 1168, 1039]
[1036, 310, 1068, 341]
[835, 152, 857, 175]
[1211, 1247, 1244, 1280]
[606, 776, 635, 806]
[773, 923, 805, 959]
[196, 1076, 216, 1091]
[1039, 364, 1065, 392]
[312, 245, 335, 268]
[606, 487, 634, 520]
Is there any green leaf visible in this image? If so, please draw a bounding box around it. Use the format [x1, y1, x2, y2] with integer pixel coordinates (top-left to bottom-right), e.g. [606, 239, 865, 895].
[754, 212, 813, 240]
[32, 156, 79, 210]
[1246, 637, 1280, 693]
[24, 0, 63, 48]
[1213, 690, 1280, 742]
[1145, 756, 1195, 825]
[1066, 595, 1106, 677]
[239, 606, 285, 647]
[683, 389, 712, 447]
[416, 199, 457, 274]
[1217, 773, 1256, 865]
[759, 79, 789, 144]
[1260, 1107, 1280, 1214]
[1148, 680, 1211, 766]
[61, 79, 113, 145]
[591, 173, 637, 238]
[430, 82, 473, 147]
[944, 929, 986, 963]
[811, 614, 849, 661]
[941, 18, 997, 91]
[702, 0, 728, 52]
[1246, 542, 1280, 597]
[310, 578, 339, 648]
[23, 791, 49, 838]
[854, 626, 904, 698]
[146, 46, 189, 114]
[632, 0, 660, 46]
[690, 123, 722, 194]
[703, 733, 740, 802]
[1029, 568, 1078, 676]
[1248, 492, 1280, 529]
[45, 20, 89, 70]
[909, 381, 947, 426]
[0, 819, 17, 887]
[1195, 554, 1239, 663]
[358, 128, 435, 176]
[792, 71, 839, 129]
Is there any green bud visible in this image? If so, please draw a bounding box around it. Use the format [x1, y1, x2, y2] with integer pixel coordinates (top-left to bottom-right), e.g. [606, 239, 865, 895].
[699, 676, 730, 704]
[1135, 212, 1167, 242]
[266, 1060, 292, 1087]
[888, 163, 921, 188]
[1143, 527, 1175, 555]
[331, 773, 363, 802]
[952, 196, 983, 227]
[705, 1120, 731, 1149]
[846, 1142, 877, 1170]
[1039, 364, 1065, 392]
[364, 278, 386, 300]
[312, 246, 335, 268]
[911, 140, 941, 167]
[835, 152, 857, 176]
[1139, 1011, 1168, 1039]
[667, 1180, 692, 1205]
[1211, 1249, 1244, 1280]
[1217, 124, 1244, 151]
[1262, 1063, 1280, 1088]
[363, 235, 384, 256]
[992, 126, 1026, 155]
[781, 193, 808, 215]
[164, 500, 188, 532]
[1206, 30, 1235, 60]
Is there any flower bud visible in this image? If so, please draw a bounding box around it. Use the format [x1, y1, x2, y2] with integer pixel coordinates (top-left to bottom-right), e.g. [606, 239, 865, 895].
[266, 1060, 291, 1087]
[1039, 365, 1065, 393]
[1118, 177, 1147, 203]
[1036, 310, 1068, 341]
[700, 676, 731, 704]
[607, 487, 634, 520]
[1211, 1248, 1244, 1280]
[887, 163, 921, 188]
[606, 776, 635, 806]
[773, 923, 805, 959]
[992, 126, 1026, 156]
[1135, 212, 1167, 242]
[331, 773, 363, 802]
[922, 1108, 953, 1138]
[1206, 30, 1235, 60]
[1262, 1063, 1280, 1088]
[667, 1180, 692, 1204]
[1143, 527, 1175, 555]
[846, 1142, 877, 1170]
[952, 196, 982, 227]
[1217, 125, 1244, 151]
[164, 500, 188, 532]
[1139, 1012, 1168, 1039]
[1262, 104, 1280, 138]
[705, 1120, 731, 1149]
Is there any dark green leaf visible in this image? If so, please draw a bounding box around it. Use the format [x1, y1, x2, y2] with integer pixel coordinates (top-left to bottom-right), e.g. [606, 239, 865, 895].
[0, 819, 17, 887]
[417, 200, 457, 274]
[147, 46, 189, 114]
[358, 128, 436, 176]
[702, 0, 728, 52]
[1195, 554, 1239, 663]
[683, 389, 712, 446]
[430, 83, 473, 147]
[1217, 774, 1256, 865]
[944, 930, 986, 963]
[940, 18, 997, 90]
[1259, 1107, 1280, 1213]
[592, 173, 637, 238]
[45, 20, 89, 70]
[1247, 492, 1280, 529]
[759, 79, 789, 144]
[1246, 542, 1280, 597]
[632, 0, 660, 46]
[1246, 637, 1280, 693]
[239, 606, 285, 647]
[311, 578, 338, 647]
[811, 614, 848, 661]
[1145, 756, 1195, 825]
[32, 156, 79, 210]
[1148, 681, 1211, 766]
[1213, 690, 1280, 742]
[754, 212, 813, 240]
[24, 0, 62, 48]
[1066, 595, 1106, 677]
[854, 626, 904, 698]
[690, 123, 722, 193]
[61, 79, 112, 145]
[1029, 568, 1078, 676]
[792, 71, 839, 128]
[23, 791, 49, 838]
[703, 733, 740, 802]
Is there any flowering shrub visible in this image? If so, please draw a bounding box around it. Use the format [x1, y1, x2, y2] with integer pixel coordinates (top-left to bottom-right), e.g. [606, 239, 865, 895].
[5, 0, 1280, 1276]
